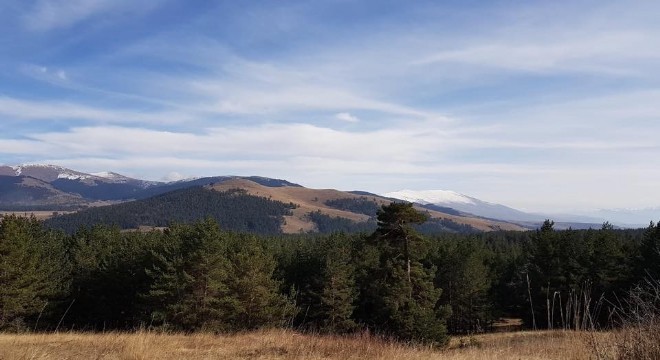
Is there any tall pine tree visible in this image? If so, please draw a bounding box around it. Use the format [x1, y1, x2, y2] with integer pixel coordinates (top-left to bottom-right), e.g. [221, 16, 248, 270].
[356, 203, 449, 345]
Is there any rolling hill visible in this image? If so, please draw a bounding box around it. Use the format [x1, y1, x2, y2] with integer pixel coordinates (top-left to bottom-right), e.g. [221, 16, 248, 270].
[43, 186, 297, 234]
[209, 179, 524, 233]
[0, 165, 536, 233]
[42, 177, 525, 234]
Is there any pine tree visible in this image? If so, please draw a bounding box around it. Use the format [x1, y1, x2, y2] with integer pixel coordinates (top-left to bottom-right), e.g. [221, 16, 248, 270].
[146, 219, 232, 331]
[433, 238, 494, 333]
[0, 215, 70, 331]
[319, 234, 357, 333]
[223, 234, 294, 330]
[65, 225, 157, 329]
[638, 221, 660, 280]
[356, 203, 449, 345]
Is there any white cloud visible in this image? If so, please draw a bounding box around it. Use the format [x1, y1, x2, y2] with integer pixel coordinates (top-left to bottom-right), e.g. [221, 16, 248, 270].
[18, 123, 447, 162]
[414, 31, 660, 75]
[187, 69, 443, 120]
[0, 96, 192, 125]
[335, 112, 359, 122]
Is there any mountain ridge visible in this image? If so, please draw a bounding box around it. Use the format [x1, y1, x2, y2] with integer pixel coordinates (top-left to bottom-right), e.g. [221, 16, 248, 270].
[2, 164, 655, 229]
[40, 178, 525, 234]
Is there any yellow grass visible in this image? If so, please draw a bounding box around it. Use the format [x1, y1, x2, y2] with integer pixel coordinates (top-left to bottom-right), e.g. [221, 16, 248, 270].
[0, 329, 612, 360]
[0, 211, 73, 221]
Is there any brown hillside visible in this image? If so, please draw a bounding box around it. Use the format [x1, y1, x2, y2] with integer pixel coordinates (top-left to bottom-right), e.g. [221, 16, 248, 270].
[208, 179, 524, 233]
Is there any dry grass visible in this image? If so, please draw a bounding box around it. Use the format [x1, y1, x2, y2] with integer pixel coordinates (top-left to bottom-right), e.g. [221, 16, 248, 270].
[0, 211, 74, 221]
[0, 329, 611, 360]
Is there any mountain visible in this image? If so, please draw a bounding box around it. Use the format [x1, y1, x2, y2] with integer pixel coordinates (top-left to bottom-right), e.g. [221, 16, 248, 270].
[0, 164, 154, 206]
[382, 189, 614, 230]
[210, 179, 524, 232]
[43, 186, 297, 234]
[0, 164, 302, 209]
[8, 163, 631, 232]
[0, 164, 95, 182]
[0, 175, 86, 209]
[42, 178, 525, 234]
[383, 189, 543, 222]
[130, 176, 301, 200]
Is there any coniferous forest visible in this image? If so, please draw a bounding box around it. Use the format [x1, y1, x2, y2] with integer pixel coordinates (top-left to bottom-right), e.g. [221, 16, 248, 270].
[1, 203, 659, 347]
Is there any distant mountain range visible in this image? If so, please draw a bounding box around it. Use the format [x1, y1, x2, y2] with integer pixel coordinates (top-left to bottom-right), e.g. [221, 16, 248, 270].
[382, 189, 658, 229]
[383, 189, 542, 222]
[0, 164, 299, 209]
[0, 164, 523, 234]
[1, 164, 656, 231]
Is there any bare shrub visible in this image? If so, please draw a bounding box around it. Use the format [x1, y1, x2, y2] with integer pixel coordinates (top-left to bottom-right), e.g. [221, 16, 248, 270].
[612, 278, 660, 360]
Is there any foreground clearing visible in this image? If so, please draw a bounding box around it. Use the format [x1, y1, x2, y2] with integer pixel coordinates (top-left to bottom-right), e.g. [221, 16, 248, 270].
[0, 329, 610, 359]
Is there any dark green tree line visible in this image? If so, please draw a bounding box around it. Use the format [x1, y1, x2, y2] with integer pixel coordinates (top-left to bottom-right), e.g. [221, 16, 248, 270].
[0, 211, 656, 345]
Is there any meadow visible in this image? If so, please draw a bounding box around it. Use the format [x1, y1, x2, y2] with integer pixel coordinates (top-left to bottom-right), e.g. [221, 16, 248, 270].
[0, 329, 615, 360]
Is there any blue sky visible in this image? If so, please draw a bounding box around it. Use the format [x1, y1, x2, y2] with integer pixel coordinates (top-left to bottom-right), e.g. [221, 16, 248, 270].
[1, 0, 660, 212]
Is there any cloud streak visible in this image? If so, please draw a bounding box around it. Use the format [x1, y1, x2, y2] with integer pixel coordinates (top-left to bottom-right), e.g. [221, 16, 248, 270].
[414, 31, 660, 75]
[0, 96, 193, 125]
[23, 0, 163, 31]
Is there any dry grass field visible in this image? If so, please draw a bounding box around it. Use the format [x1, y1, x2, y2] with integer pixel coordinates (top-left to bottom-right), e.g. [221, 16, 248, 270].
[0, 211, 73, 221]
[0, 329, 613, 360]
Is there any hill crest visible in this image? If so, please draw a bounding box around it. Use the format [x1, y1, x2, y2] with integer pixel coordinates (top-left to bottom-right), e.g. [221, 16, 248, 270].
[209, 179, 524, 233]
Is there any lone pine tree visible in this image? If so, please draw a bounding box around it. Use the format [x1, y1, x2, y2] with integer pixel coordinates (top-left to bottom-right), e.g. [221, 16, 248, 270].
[357, 202, 449, 345]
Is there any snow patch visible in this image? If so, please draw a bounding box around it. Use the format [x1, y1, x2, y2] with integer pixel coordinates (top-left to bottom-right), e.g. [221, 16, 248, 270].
[383, 189, 476, 205]
[57, 173, 91, 180]
[91, 171, 125, 180]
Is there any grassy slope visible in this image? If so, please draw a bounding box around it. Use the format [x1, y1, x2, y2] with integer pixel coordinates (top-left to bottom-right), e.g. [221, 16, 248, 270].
[209, 179, 525, 233]
[0, 330, 610, 360]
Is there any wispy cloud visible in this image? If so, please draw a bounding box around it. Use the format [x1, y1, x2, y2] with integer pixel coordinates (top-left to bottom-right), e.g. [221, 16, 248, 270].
[0, 96, 192, 125]
[414, 31, 660, 75]
[23, 0, 163, 31]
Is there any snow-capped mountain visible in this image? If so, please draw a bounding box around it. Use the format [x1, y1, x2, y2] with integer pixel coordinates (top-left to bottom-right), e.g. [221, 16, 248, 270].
[0, 164, 93, 182]
[0, 164, 151, 184]
[381, 189, 656, 228]
[0, 164, 305, 209]
[383, 189, 547, 222]
[0, 164, 158, 206]
[382, 190, 476, 206]
[1, 164, 656, 228]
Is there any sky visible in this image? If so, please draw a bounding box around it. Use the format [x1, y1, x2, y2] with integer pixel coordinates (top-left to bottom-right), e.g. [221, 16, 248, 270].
[1, 0, 659, 213]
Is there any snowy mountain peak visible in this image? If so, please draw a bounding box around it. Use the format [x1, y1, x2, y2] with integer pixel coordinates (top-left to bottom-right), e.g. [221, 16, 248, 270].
[11, 164, 63, 176]
[383, 189, 544, 223]
[57, 173, 92, 180]
[383, 189, 476, 205]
